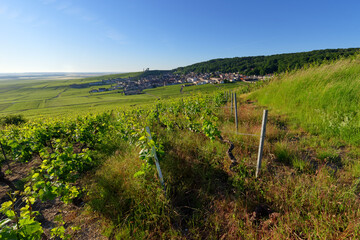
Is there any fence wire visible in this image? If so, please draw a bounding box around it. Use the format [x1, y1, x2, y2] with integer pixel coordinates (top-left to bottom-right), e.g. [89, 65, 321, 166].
[224, 130, 259, 137]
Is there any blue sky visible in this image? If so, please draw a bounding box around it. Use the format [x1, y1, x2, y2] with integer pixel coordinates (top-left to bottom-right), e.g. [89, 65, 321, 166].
[0, 0, 359, 72]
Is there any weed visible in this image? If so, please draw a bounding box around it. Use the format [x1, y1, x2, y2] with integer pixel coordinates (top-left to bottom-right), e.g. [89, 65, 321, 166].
[273, 142, 294, 165]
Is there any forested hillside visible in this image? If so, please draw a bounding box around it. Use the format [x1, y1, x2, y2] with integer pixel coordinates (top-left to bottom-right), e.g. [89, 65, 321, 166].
[174, 48, 360, 75]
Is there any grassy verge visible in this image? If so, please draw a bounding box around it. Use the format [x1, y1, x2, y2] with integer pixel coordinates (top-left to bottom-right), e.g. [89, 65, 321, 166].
[250, 55, 360, 145]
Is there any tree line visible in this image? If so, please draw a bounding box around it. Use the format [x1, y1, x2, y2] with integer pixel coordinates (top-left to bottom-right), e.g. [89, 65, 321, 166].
[173, 48, 360, 75]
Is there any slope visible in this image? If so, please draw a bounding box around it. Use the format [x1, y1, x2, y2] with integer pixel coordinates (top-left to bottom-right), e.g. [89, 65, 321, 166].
[251, 54, 360, 144]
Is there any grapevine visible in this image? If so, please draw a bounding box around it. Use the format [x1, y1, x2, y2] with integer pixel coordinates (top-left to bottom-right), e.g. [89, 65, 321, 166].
[0, 90, 231, 239]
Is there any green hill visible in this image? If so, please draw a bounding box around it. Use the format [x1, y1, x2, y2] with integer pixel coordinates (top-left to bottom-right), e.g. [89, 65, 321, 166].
[174, 48, 360, 75]
[251, 54, 360, 144]
[2, 56, 360, 239]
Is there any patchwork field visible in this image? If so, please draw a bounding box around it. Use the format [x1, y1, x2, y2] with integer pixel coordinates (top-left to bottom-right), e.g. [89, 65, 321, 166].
[0, 75, 244, 118]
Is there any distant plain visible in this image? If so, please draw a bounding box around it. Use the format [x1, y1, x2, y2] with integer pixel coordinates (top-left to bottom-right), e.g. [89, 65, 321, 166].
[0, 73, 243, 118]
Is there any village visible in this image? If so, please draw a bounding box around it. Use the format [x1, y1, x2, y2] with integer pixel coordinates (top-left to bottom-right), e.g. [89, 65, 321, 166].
[70, 72, 272, 95]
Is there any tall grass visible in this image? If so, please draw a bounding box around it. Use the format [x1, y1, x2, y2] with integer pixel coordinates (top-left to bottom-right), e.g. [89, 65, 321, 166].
[251, 55, 360, 144]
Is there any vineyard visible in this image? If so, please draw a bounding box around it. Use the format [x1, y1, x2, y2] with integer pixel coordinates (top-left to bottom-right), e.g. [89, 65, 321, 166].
[0, 90, 242, 238]
[1, 82, 360, 239]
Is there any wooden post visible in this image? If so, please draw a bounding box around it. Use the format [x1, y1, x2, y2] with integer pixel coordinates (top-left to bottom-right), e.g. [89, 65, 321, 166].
[145, 127, 166, 191]
[256, 110, 268, 178]
[234, 92, 238, 131]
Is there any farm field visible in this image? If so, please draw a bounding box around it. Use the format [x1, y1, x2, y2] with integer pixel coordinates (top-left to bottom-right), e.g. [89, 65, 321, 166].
[0, 75, 244, 118]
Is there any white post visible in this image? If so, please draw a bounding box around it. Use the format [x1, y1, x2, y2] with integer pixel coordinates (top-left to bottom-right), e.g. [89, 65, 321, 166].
[234, 92, 238, 131]
[256, 110, 268, 178]
[231, 92, 233, 115]
[145, 127, 165, 190]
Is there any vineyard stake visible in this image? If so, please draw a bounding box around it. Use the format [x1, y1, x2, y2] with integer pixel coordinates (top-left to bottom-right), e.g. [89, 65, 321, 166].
[145, 127, 166, 191]
[231, 92, 233, 115]
[256, 110, 268, 178]
[234, 92, 238, 131]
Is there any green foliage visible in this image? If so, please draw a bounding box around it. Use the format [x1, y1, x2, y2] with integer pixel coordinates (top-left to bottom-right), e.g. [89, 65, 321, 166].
[201, 117, 221, 140]
[0, 90, 230, 238]
[0, 112, 117, 238]
[3, 81, 360, 239]
[175, 48, 359, 75]
[51, 215, 75, 240]
[231, 162, 251, 192]
[1, 114, 27, 126]
[0, 195, 43, 240]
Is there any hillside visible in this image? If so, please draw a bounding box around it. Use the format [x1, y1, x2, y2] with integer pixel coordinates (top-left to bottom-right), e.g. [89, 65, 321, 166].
[2, 48, 358, 119]
[1, 84, 360, 239]
[251, 54, 360, 144]
[174, 48, 360, 75]
[1, 55, 360, 239]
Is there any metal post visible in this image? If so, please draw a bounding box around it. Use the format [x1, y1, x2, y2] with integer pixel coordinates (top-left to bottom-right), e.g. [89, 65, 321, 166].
[231, 92, 233, 115]
[145, 127, 166, 191]
[234, 92, 238, 131]
[256, 110, 268, 178]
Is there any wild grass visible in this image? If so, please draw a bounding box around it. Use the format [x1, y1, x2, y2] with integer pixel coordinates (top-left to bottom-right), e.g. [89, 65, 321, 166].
[251, 55, 360, 145]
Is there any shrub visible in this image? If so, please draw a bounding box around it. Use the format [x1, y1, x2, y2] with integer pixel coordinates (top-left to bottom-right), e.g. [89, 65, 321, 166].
[1, 114, 27, 126]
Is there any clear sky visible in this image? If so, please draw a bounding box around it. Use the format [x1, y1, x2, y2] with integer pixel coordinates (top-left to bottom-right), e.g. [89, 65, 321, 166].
[0, 0, 359, 73]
